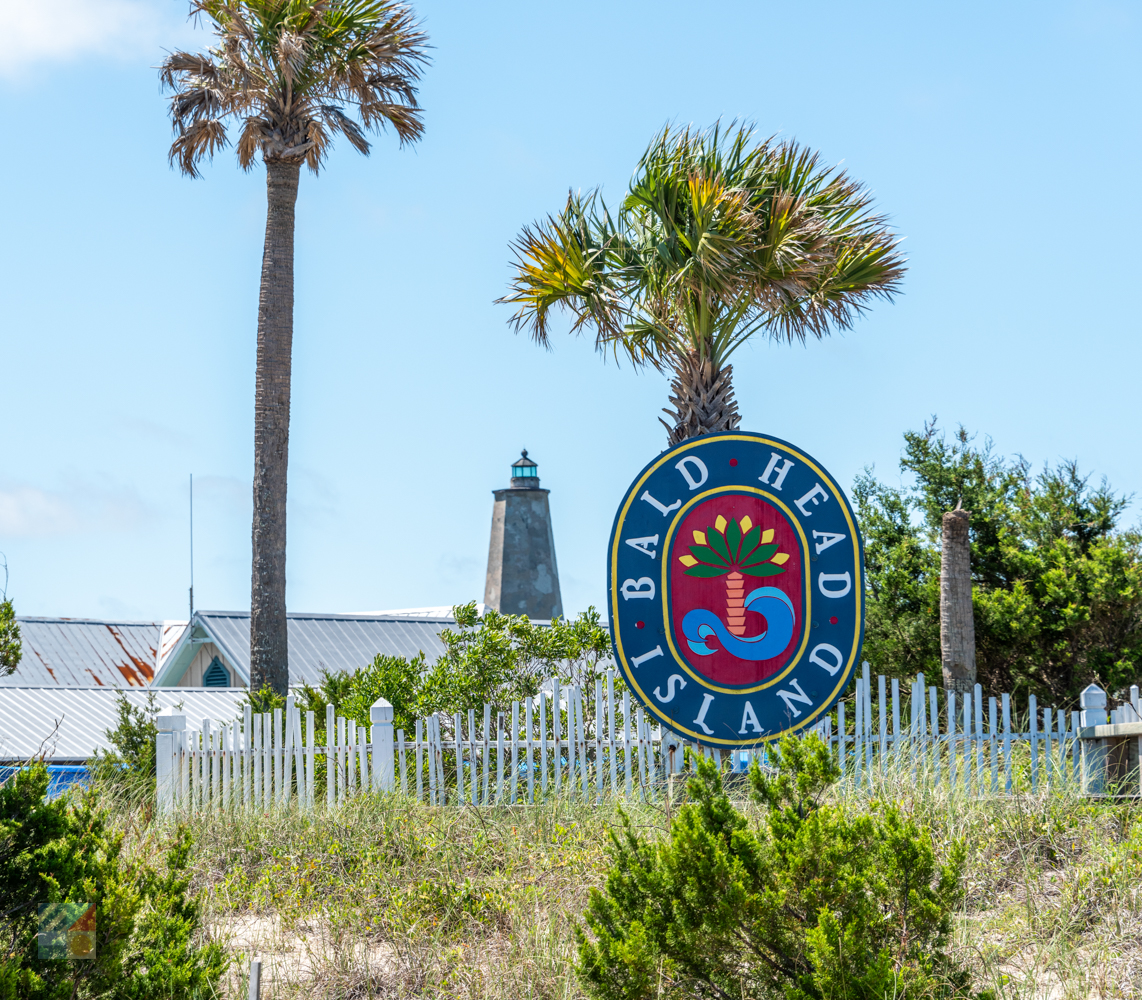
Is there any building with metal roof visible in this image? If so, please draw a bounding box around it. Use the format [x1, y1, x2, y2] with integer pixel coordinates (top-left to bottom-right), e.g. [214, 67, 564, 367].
[3, 618, 188, 688]
[4, 611, 456, 691]
[152, 610, 454, 688]
[0, 686, 248, 762]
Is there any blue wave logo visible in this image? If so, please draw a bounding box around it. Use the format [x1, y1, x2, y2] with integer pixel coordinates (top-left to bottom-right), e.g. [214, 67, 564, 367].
[681, 587, 796, 662]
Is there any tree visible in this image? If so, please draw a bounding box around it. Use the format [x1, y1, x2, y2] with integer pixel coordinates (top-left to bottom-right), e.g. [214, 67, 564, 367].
[0, 554, 20, 678]
[499, 123, 905, 443]
[857, 421, 1142, 704]
[576, 737, 976, 1000]
[160, 1, 429, 694]
[305, 602, 616, 736]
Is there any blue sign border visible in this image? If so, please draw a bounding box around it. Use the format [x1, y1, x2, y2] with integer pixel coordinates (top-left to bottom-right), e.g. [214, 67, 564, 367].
[607, 432, 865, 747]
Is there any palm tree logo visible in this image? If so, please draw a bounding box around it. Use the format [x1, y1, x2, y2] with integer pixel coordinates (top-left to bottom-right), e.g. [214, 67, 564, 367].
[678, 515, 789, 637]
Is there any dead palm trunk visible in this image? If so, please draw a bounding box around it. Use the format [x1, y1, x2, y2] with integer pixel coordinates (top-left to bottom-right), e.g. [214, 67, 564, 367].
[249, 160, 300, 696]
[660, 352, 742, 445]
[940, 507, 976, 694]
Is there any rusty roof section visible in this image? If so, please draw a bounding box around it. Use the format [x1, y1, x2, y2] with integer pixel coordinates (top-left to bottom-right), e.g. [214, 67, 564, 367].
[2, 618, 189, 688]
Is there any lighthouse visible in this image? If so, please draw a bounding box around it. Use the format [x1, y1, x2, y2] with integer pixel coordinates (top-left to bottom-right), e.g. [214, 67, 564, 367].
[483, 450, 563, 619]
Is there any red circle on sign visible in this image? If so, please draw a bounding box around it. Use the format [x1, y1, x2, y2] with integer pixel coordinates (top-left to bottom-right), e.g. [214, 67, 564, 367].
[669, 494, 804, 685]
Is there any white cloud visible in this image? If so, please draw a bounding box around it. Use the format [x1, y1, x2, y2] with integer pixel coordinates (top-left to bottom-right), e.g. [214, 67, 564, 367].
[0, 482, 150, 537]
[0, 486, 80, 536]
[0, 0, 206, 77]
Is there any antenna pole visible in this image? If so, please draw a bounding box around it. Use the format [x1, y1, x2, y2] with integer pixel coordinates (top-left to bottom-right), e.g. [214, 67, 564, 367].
[189, 473, 194, 619]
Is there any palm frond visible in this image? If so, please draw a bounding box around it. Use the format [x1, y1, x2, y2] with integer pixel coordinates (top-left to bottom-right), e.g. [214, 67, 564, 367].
[497, 191, 629, 350]
[161, 0, 429, 176]
[502, 120, 906, 372]
[319, 104, 369, 153]
[236, 116, 270, 169]
[169, 118, 229, 178]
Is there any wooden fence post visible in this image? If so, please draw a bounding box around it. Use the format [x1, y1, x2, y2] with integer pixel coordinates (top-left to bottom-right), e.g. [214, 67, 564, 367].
[1079, 683, 1109, 794]
[371, 697, 394, 792]
[326, 705, 335, 809]
[155, 709, 185, 817]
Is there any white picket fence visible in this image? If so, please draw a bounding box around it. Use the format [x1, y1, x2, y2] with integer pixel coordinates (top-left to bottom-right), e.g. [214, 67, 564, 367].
[834, 665, 1137, 795]
[154, 666, 1138, 815]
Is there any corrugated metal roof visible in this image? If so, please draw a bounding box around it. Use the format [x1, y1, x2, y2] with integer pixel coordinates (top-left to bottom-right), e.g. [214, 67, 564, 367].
[0, 687, 249, 761]
[3, 618, 189, 688]
[196, 611, 452, 686]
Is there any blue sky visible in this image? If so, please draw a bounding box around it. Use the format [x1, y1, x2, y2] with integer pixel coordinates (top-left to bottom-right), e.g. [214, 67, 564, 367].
[1, 0, 1139, 621]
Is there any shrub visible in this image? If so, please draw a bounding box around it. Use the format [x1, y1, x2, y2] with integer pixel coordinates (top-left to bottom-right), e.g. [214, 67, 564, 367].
[577, 735, 983, 1000]
[90, 691, 162, 806]
[0, 764, 225, 999]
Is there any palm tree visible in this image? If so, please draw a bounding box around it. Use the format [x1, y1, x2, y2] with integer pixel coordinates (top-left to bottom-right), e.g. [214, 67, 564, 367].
[678, 514, 790, 636]
[499, 123, 906, 444]
[161, 1, 428, 695]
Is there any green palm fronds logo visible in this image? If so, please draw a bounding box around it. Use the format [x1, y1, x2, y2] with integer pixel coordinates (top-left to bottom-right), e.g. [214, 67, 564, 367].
[678, 515, 790, 578]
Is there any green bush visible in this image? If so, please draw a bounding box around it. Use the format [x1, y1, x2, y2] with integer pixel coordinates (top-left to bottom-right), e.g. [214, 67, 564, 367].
[577, 735, 984, 1000]
[89, 692, 162, 807]
[0, 598, 20, 677]
[0, 764, 226, 999]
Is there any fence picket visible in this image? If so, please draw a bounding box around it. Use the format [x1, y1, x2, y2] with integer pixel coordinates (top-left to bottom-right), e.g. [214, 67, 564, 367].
[989, 697, 998, 794]
[482, 705, 492, 805]
[962, 692, 971, 795]
[862, 663, 873, 777]
[428, 717, 438, 805]
[1071, 710, 1081, 783]
[891, 677, 900, 764]
[510, 702, 519, 805]
[1029, 694, 1039, 793]
[623, 689, 633, 798]
[928, 687, 939, 788]
[595, 678, 604, 802]
[838, 700, 846, 777]
[494, 712, 504, 805]
[607, 671, 618, 796]
[539, 694, 549, 799]
[579, 687, 590, 801]
[414, 719, 423, 803]
[878, 674, 887, 775]
[360, 724, 370, 794]
[551, 681, 562, 798]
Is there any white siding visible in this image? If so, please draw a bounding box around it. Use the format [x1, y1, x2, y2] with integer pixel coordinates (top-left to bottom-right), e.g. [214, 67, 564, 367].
[176, 643, 245, 688]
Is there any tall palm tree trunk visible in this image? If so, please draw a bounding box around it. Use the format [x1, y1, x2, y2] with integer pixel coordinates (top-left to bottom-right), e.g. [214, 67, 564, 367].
[660, 352, 741, 445]
[940, 507, 976, 694]
[250, 159, 300, 696]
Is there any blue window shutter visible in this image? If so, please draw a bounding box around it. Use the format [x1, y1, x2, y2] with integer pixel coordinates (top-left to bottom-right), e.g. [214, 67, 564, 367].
[203, 657, 230, 688]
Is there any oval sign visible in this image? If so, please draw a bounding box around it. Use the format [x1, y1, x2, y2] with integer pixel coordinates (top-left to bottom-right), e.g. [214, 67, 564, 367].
[607, 432, 864, 747]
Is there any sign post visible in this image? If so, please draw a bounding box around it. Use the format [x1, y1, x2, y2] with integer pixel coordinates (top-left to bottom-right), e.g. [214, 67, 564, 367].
[608, 432, 864, 747]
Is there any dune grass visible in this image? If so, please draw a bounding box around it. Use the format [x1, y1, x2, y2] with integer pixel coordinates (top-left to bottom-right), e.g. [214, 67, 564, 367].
[96, 754, 1142, 999]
